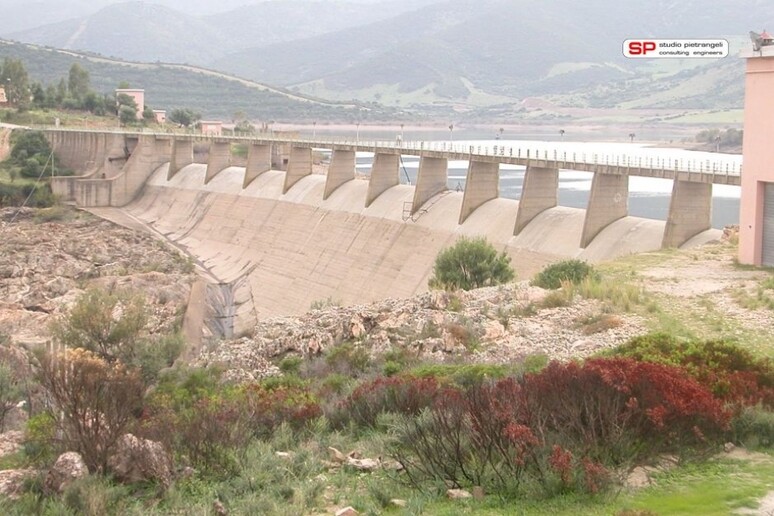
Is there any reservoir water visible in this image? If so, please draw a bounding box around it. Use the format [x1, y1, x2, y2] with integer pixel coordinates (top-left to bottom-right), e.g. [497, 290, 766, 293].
[336, 138, 741, 229]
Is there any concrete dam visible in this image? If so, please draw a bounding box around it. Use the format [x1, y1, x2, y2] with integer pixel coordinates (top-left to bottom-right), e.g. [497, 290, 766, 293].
[45, 130, 729, 328]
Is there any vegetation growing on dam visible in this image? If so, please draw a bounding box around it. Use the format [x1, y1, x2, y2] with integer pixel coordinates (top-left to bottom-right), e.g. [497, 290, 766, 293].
[429, 237, 515, 291]
[0, 211, 773, 515]
[0, 130, 73, 207]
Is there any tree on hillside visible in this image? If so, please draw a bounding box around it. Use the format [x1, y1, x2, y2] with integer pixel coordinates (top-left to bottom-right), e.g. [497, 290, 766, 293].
[0, 58, 30, 108]
[429, 237, 515, 291]
[168, 108, 201, 128]
[67, 63, 90, 102]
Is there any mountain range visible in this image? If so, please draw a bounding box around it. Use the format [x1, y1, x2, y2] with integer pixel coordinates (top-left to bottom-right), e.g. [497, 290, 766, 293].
[1, 0, 771, 115]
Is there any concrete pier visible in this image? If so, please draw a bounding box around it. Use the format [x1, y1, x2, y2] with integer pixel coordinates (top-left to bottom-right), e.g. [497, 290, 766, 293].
[514, 166, 558, 235]
[243, 143, 272, 188]
[459, 161, 499, 224]
[168, 139, 194, 180]
[365, 153, 400, 207]
[662, 179, 712, 248]
[283, 146, 313, 194]
[581, 172, 629, 248]
[324, 149, 355, 200]
[204, 142, 231, 184]
[411, 156, 447, 214]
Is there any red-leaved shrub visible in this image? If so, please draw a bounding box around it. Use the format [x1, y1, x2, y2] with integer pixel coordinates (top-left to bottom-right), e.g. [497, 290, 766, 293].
[334, 375, 442, 428]
[392, 358, 729, 497]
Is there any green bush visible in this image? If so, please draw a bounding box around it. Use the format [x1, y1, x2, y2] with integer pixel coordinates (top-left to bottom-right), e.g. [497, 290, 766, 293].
[732, 405, 774, 448]
[429, 237, 515, 291]
[23, 412, 58, 465]
[279, 356, 303, 375]
[409, 363, 510, 388]
[532, 260, 598, 290]
[324, 342, 370, 376]
[9, 131, 51, 165]
[609, 333, 774, 407]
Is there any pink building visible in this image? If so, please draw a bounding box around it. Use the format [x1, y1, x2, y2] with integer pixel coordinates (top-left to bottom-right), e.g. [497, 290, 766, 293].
[153, 109, 166, 124]
[115, 88, 145, 120]
[200, 121, 223, 136]
[739, 39, 774, 265]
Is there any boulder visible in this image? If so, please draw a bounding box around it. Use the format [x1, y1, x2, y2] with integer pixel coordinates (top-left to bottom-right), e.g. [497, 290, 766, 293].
[45, 451, 88, 493]
[446, 488, 472, 499]
[0, 430, 24, 458]
[345, 457, 380, 472]
[0, 468, 36, 499]
[107, 434, 173, 487]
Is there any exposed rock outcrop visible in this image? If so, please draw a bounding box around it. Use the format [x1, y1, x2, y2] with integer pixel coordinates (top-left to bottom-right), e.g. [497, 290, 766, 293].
[107, 433, 173, 487]
[45, 451, 88, 493]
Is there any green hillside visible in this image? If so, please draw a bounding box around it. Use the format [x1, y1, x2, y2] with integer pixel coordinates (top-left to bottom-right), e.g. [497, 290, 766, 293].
[0, 40, 396, 122]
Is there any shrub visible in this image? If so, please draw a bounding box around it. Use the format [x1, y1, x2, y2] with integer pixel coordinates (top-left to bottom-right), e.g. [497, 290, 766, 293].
[409, 363, 510, 388]
[23, 412, 57, 465]
[392, 359, 729, 497]
[520, 358, 730, 464]
[610, 333, 774, 408]
[38, 349, 145, 473]
[532, 260, 598, 290]
[50, 287, 148, 365]
[0, 362, 23, 432]
[324, 342, 370, 376]
[279, 355, 303, 375]
[382, 361, 402, 377]
[140, 380, 321, 476]
[10, 131, 51, 165]
[731, 405, 774, 448]
[428, 237, 515, 291]
[334, 376, 443, 429]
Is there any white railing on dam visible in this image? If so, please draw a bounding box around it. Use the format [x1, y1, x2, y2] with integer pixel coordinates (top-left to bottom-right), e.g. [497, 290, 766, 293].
[35, 126, 742, 179]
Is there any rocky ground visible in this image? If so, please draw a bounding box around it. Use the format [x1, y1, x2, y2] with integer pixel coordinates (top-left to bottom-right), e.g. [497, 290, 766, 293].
[0, 207, 196, 351]
[196, 226, 774, 385]
[196, 285, 647, 382]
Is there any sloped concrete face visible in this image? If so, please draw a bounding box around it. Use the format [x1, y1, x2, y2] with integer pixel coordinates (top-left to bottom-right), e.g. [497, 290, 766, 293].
[514, 166, 558, 235]
[123, 165, 689, 318]
[243, 144, 272, 188]
[168, 139, 194, 180]
[283, 147, 313, 194]
[412, 156, 447, 214]
[662, 179, 712, 248]
[459, 160, 499, 224]
[366, 153, 400, 207]
[204, 142, 231, 184]
[324, 149, 355, 200]
[581, 172, 629, 248]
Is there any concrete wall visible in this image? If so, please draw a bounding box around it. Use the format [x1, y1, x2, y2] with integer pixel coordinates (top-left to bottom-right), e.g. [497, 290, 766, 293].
[412, 156, 447, 214]
[514, 166, 558, 235]
[366, 153, 400, 207]
[168, 139, 194, 180]
[662, 179, 712, 248]
[243, 144, 272, 188]
[739, 51, 774, 265]
[324, 149, 355, 200]
[283, 146, 312, 194]
[459, 161, 499, 224]
[205, 142, 231, 184]
[581, 172, 629, 248]
[110, 135, 172, 206]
